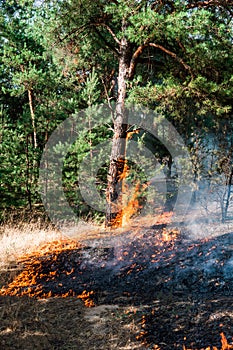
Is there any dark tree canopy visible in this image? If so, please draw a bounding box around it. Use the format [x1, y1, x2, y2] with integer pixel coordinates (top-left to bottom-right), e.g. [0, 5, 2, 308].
[0, 0, 232, 225]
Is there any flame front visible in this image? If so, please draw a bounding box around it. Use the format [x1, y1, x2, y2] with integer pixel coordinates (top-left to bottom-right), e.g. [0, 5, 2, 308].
[110, 129, 144, 228]
[0, 239, 95, 307]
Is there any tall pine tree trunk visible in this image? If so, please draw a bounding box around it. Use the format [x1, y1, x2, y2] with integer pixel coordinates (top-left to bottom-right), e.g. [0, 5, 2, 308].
[105, 33, 130, 227]
[28, 89, 37, 149]
[27, 89, 37, 210]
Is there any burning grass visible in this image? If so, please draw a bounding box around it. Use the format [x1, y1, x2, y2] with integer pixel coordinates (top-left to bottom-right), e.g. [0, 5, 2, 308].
[0, 238, 84, 298]
[183, 332, 233, 350]
[0, 215, 233, 349]
[0, 223, 147, 349]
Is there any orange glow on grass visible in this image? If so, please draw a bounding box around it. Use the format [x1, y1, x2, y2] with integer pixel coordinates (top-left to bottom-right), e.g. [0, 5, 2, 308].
[182, 332, 233, 350]
[0, 239, 95, 307]
[77, 290, 95, 307]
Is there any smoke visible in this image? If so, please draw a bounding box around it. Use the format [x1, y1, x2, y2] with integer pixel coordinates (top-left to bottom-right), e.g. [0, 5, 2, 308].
[183, 180, 233, 240]
[223, 257, 233, 280]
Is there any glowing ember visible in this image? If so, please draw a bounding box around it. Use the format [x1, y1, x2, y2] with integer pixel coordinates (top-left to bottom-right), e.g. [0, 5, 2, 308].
[159, 227, 180, 245]
[0, 239, 83, 299]
[77, 290, 95, 307]
[182, 332, 233, 350]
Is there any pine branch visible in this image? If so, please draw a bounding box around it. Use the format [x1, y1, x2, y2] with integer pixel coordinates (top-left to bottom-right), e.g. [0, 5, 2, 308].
[93, 26, 120, 55]
[128, 44, 147, 79]
[95, 23, 121, 46]
[128, 41, 193, 80]
[187, 0, 233, 9]
[148, 43, 193, 77]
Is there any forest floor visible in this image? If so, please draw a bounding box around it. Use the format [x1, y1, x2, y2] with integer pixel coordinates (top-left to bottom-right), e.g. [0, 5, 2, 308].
[0, 215, 233, 350]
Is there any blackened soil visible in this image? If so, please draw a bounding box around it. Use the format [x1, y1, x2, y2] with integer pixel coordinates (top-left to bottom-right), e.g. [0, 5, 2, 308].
[1, 229, 233, 349]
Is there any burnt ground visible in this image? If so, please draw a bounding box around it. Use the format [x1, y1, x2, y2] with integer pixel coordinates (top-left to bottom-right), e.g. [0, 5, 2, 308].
[0, 224, 233, 349]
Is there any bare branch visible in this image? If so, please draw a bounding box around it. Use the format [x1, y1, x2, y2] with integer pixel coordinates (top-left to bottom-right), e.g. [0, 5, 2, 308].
[128, 41, 193, 80]
[128, 44, 147, 79]
[93, 26, 120, 56]
[96, 23, 121, 46]
[149, 43, 193, 77]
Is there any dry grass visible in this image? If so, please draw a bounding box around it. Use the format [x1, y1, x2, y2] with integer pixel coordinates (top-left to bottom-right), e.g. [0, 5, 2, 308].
[0, 218, 107, 268]
[0, 221, 146, 349]
[0, 223, 62, 268]
[0, 294, 145, 350]
[0, 214, 160, 350]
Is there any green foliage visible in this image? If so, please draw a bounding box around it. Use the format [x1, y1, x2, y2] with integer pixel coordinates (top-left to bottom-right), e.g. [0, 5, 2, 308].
[0, 0, 233, 224]
[0, 119, 38, 209]
[81, 68, 101, 107]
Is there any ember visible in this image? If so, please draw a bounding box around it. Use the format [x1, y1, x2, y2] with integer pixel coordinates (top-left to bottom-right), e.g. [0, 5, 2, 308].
[77, 290, 95, 307]
[182, 332, 233, 350]
[0, 221, 233, 349]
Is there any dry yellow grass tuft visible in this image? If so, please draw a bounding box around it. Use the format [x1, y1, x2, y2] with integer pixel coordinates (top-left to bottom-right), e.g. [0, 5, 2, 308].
[0, 223, 62, 268]
[0, 219, 106, 268]
[0, 221, 145, 349]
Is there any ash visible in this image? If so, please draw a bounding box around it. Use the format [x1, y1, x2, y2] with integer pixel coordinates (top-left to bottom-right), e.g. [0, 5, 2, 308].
[2, 217, 233, 349]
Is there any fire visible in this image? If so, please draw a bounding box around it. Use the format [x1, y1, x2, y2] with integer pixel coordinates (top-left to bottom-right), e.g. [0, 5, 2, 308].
[182, 332, 233, 350]
[110, 162, 144, 228]
[109, 129, 144, 228]
[77, 290, 95, 307]
[0, 240, 81, 298]
[113, 173, 174, 229]
[109, 127, 176, 229]
[122, 181, 142, 226]
[0, 239, 96, 307]
[220, 332, 233, 350]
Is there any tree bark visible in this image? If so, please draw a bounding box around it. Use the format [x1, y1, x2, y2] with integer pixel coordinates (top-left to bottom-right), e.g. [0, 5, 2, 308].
[222, 163, 233, 223]
[28, 89, 37, 149]
[105, 32, 131, 227]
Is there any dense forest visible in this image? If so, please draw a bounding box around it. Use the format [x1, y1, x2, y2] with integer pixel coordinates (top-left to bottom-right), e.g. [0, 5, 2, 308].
[0, 0, 233, 226]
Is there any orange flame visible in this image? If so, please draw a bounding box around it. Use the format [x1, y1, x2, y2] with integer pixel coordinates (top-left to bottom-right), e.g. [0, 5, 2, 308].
[220, 332, 233, 350]
[0, 239, 96, 307]
[110, 129, 143, 228]
[110, 160, 143, 228]
[182, 332, 233, 350]
[77, 290, 95, 307]
[0, 239, 83, 299]
[122, 181, 142, 226]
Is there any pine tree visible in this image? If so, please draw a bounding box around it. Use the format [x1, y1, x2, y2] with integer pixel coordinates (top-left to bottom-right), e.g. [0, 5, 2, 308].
[38, 0, 233, 227]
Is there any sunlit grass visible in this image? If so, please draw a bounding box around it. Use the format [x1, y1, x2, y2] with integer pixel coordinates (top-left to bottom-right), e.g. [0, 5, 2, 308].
[0, 223, 62, 267]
